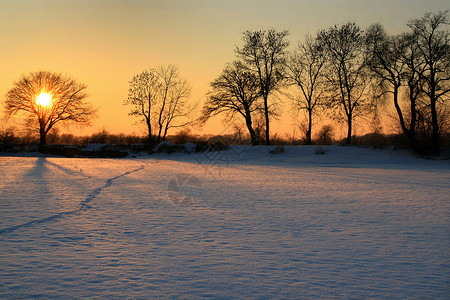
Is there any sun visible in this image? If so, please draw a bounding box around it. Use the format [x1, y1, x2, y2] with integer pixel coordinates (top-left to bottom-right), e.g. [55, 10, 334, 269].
[36, 93, 52, 106]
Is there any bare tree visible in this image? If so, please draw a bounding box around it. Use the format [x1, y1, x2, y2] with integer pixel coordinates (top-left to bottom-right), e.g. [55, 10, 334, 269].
[236, 29, 290, 145]
[124, 69, 158, 143]
[154, 65, 194, 143]
[202, 61, 261, 145]
[408, 11, 449, 154]
[317, 22, 372, 144]
[286, 34, 326, 144]
[366, 24, 420, 147]
[5, 71, 97, 145]
[124, 65, 195, 144]
[398, 32, 427, 147]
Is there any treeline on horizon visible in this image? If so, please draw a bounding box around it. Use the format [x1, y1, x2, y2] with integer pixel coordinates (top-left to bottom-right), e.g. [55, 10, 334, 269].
[1, 11, 449, 155]
[1, 125, 449, 151]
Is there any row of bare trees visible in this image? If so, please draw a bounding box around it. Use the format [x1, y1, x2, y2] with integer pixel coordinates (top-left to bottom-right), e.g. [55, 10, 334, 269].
[366, 12, 450, 153]
[3, 11, 448, 154]
[125, 30, 291, 147]
[202, 11, 449, 154]
[203, 30, 290, 146]
[2, 66, 195, 146]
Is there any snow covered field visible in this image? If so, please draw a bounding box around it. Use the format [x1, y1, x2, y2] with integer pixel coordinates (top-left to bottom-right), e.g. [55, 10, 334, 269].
[0, 146, 449, 298]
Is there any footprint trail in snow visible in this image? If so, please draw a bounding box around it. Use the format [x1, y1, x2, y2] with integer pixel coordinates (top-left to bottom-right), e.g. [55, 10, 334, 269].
[0, 165, 145, 235]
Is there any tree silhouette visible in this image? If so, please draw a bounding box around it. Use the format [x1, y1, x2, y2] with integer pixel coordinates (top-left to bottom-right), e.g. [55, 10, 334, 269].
[203, 61, 261, 145]
[317, 23, 372, 144]
[286, 35, 326, 144]
[124, 65, 195, 144]
[124, 70, 158, 144]
[408, 11, 449, 154]
[5, 71, 97, 145]
[366, 24, 420, 148]
[236, 29, 290, 145]
[367, 11, 449, 153]
[155, 65, 195, 144]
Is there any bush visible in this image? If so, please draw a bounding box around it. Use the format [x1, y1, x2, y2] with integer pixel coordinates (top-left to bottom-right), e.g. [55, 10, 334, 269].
[185, 142, 196, 153]
[78, 144, 128, 158]
[195, 141, 229, 152]
[0, 127, 18, 143]
[153, 141, 191, 154]
[171, 128, 193, 144]
[314, 146, 327, 155]
[316, 125, 334, 145]
[269, 145, 285, 155]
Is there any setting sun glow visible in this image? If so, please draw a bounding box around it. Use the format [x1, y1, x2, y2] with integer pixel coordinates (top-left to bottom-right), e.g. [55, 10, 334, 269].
[36, 93, 52, 106]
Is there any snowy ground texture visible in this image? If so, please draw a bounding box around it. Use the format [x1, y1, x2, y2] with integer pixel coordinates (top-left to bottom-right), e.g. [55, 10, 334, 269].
[0, 145, 449, 299]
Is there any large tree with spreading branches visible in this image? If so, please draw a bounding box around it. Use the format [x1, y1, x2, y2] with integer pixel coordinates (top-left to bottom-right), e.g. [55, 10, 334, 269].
[4, 71, 97, 145]
[203, 60, 261, 145]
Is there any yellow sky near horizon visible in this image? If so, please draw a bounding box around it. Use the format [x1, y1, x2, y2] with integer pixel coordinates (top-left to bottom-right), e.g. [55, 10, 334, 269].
[1, 0, 448, 139]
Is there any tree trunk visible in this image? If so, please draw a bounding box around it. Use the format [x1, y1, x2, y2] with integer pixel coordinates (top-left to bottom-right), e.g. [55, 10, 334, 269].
[393, 87, 408, 135]
[430, 97, 440, 155]
[244, 110, 257, 146]
[429, 70, 439, 154]
[408, 86, 417, 151]
[306, 109, 312, 145]
[346, 115, 352, 144]
[393, 85, 416, 149]
[263, 95, 270, 145]
[156, 126, 163, 144]
[39, 127, 47, 145]
[146, 117, 153, 145]
[162, 123, 169, 142]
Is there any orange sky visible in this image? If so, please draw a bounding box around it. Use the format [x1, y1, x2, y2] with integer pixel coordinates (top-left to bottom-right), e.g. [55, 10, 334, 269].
[1, 0, 448, 139]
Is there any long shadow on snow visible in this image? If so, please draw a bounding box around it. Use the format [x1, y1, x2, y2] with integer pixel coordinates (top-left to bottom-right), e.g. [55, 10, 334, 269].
[41, 158, 92, 179]
[0, 164, 144, 235]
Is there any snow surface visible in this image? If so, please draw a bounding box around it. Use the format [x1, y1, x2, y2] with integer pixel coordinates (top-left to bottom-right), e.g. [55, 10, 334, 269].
[0, 145, 449, 298]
